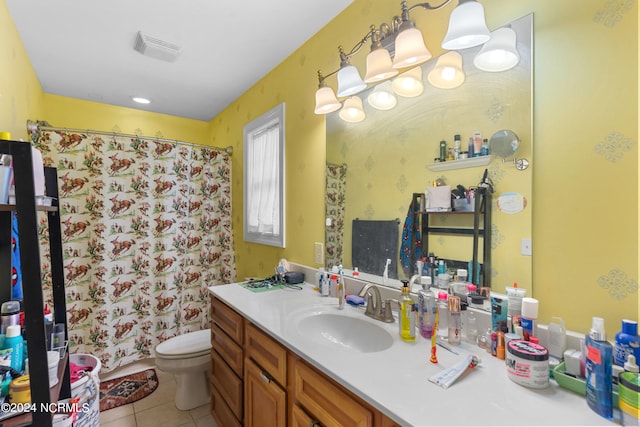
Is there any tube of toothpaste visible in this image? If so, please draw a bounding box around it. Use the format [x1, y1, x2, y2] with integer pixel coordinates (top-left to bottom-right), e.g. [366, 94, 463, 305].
[429, 354, 480, 389]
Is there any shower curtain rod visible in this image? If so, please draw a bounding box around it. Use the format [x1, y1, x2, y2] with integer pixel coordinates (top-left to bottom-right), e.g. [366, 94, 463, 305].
[30, 121, 233, 155]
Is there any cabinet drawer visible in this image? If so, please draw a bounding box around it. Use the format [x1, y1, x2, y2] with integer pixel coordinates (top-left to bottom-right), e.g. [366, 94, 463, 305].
[244, 358, 286, 427]
[211, 347, 243, 419]
[211, 323, 243, 376]
[292, 357, 373, 427]
[291, 404, 321, 427]
[211, 296, 244, 344]
[245, 322, 287, 386]
[210, 378, 242, 427]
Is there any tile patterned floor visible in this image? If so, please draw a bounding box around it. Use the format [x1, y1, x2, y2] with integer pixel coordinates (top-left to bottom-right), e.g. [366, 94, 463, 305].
[99, 361, 217, 427]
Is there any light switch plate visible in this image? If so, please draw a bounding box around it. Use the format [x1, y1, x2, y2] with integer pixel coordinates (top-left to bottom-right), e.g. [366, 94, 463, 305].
[314, 242, 324, 264]
[521, 238, 532, 256]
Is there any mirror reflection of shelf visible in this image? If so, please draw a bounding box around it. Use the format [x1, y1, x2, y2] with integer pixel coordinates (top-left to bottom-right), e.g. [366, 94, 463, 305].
[426, 155, 492, 171]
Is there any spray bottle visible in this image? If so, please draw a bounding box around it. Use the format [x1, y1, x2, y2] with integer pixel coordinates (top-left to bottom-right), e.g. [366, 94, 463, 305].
[585, 317, 613, 419]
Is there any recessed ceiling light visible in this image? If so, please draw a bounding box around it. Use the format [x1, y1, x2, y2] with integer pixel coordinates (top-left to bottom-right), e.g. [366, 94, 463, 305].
[132, 97, 151, 104]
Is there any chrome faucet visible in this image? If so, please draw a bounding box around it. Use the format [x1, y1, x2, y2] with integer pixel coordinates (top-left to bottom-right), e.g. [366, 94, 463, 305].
[357, 284, 394, 323]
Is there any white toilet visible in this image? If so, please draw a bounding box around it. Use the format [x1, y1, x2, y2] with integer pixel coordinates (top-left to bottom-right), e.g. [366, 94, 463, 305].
[155, 329, 212, 410]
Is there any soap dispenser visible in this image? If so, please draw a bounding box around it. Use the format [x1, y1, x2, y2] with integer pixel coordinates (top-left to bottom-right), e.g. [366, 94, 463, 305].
[399, 281, 415, 342]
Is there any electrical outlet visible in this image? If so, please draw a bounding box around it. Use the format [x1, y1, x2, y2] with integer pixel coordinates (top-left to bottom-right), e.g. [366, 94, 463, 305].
[521, 238, 532, 256]
[314, 242, 324, 264]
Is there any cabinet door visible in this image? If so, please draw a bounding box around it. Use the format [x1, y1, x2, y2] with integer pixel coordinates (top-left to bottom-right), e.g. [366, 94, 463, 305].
[292, 358, 373, 427]
[291, 404, 321, 427]
[245, 321, 287, 385]
[245, 358, 286, 427]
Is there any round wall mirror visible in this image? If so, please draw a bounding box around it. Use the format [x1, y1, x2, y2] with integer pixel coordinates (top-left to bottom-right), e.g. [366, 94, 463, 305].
[489, 129, 529, 170]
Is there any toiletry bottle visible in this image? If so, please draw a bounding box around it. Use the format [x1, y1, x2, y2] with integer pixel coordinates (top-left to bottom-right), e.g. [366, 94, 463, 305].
[481, 138, 489, 156]
[468, 137, 474, 157]
[2, 325, 24, 372]
[505, 282, 525, 318]
[337, 274, 345, 310]
[585, 317, 613, 419]
[439, 140, 447, 162]
[520, 297, 538, 339]
[418, 282, 437, 339]
[448, 296, 461, 345]
[473, 132, 482, 157]
[466, 308, 478, 344]
[399, 281, 416, 342]
[453, 134, 461, 160]
[437, 292, 449, 339]
[614, 319, 640, 366]
[496, 331, 505, 359]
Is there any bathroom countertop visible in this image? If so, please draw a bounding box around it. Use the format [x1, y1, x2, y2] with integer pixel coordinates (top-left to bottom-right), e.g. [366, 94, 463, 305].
[209, 282, 619, 426]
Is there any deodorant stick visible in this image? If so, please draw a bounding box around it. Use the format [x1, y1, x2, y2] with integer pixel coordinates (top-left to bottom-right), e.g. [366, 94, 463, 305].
[521, 298, 538, 339]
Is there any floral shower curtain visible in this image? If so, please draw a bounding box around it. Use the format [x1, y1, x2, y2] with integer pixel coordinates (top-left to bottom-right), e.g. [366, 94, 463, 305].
[29, 127, 236, 372]
[325, 163, 347, 270]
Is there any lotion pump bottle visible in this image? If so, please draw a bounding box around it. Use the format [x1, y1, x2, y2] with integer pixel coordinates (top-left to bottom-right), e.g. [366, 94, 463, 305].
[399, 281, 416, 342]
[585, 317, 613, 419]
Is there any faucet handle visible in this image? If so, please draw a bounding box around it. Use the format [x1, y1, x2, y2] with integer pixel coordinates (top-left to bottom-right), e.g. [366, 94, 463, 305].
[364, 294, 375, 316]
[383, 299, 397, 323]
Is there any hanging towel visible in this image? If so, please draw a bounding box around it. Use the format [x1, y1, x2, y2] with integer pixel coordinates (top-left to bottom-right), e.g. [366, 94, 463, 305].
[400, 198, 422, 276]
[11, 212, 22, 300]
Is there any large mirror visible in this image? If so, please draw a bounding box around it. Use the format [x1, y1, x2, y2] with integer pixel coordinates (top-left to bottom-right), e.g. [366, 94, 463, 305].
[325, 14, 532, 291]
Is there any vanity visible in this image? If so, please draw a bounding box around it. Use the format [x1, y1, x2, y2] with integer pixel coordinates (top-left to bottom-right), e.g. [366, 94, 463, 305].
[208, 270, 617, 427]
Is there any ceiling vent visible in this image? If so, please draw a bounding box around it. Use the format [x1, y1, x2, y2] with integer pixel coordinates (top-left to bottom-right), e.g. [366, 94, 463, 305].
[134, 31, 182, 62]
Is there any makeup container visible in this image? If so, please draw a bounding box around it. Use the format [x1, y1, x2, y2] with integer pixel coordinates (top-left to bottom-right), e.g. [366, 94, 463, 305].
[506, 339, 549, 389]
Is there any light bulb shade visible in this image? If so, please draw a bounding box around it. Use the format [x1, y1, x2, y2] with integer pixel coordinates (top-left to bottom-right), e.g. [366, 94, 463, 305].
[337, 65, 367, 97]
[364, 47, 399, 83]
[442, 0, 491, 50]
[392, 66, 424, 97]
[367, 81, 397, 110]
[392, 27, 432, 69]
[314, 86, 341, 114]
[339, 96, 366, 123]
[473, 27, 520, 72]
[428, 51, 465, 89]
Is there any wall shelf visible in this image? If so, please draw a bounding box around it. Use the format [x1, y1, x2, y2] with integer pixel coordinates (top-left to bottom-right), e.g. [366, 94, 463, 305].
[426, 155, 492, 171]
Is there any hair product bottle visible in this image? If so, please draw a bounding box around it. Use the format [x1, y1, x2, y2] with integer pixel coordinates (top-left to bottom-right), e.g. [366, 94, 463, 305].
[585, 317, 613, 419]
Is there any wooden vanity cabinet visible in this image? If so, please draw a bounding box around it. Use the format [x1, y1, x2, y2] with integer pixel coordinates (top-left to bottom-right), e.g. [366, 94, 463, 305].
[210, 296, 245, 427]
[210, 295, 402, 427]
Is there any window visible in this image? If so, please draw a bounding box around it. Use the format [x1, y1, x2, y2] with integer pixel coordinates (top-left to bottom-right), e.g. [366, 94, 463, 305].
[243, 103, 285, 247]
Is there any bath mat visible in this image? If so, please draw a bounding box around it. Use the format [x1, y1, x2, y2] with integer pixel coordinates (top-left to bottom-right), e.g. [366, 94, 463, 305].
[99, 368, 158, 412]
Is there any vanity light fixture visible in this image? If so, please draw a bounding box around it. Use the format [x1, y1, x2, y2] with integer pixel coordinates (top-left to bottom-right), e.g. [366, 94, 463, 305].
[391, 66, 424, 97]
[367, 81, 397, 110]
[314, 72, 342, 114]
[314, 0, 490, 116]
[339, 96, 366, 123]
[336, 46, 368, 97]
[473, 27, 520, 72]
[427, 51, 465, 88]
[441, 0, 491, 50]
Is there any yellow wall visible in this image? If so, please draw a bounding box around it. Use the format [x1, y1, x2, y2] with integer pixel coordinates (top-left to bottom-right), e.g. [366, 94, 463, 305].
[1, 0, 637, 338]
[0, 0, 44, 139]
[210, 0, 638, 338]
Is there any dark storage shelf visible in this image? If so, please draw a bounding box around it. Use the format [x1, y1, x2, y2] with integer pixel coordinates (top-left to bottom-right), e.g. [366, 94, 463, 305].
[0, 140, 70, 427]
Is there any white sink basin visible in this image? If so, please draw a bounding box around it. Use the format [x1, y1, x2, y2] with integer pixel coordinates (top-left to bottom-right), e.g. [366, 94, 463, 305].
[290, 306, 394, 353]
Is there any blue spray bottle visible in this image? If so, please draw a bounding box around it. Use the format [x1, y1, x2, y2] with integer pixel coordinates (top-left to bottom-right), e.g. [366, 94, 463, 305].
[585, 317, 613, 419]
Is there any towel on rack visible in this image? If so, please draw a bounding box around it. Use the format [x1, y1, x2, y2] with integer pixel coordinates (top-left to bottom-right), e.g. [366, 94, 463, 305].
[351, 219, 399, 279]
[400, 198, 422, 276]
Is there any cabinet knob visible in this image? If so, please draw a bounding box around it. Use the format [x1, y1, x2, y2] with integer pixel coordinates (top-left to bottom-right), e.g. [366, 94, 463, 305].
[309, 420, 320, 427]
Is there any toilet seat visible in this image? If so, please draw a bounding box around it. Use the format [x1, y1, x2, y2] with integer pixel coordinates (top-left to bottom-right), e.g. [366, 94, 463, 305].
[155, 329, 211, 359]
